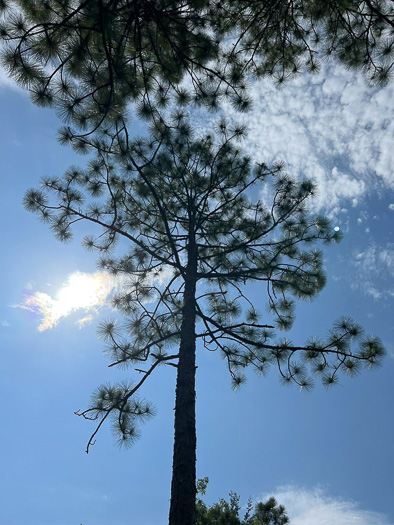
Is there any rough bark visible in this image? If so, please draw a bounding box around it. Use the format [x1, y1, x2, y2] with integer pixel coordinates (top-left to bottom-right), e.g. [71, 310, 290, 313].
[169, 227, 197, 525]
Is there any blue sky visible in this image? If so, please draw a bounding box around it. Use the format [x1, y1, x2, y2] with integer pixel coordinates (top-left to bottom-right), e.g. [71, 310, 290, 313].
[0, 60, 393, 525]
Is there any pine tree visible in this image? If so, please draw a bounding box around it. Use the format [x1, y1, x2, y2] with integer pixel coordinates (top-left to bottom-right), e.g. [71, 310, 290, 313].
[195, 481, 290, 525]
[23, 116, 385, 525]
[196, 489, 245, 525]
[252, 497, 289, 525]
[1, 0, 393, 138]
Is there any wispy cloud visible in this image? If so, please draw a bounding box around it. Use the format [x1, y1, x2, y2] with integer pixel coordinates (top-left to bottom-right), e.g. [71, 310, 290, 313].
[75, 315, 94, 329]
[351, 243, 394, 300]
[1, 320, 10, 327]
[380, 248, 394, 273]
[261, 486, 392, 525]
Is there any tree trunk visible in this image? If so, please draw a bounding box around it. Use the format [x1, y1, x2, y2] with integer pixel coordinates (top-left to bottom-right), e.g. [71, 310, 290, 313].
[169, 233, 197, 525]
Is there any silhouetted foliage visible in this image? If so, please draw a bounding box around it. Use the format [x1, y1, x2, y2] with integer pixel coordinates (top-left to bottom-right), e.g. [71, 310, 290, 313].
[196, 478, 290, 524]
[1, 0, 393, 138]
[253, 497, 289, 525]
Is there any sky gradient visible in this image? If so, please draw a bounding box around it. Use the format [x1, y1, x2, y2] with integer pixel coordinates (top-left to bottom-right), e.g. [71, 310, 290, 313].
[0, 61, 393, 525]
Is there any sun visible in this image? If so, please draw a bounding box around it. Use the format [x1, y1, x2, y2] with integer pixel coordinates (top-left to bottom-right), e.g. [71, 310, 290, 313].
[57, 272, 103, 310]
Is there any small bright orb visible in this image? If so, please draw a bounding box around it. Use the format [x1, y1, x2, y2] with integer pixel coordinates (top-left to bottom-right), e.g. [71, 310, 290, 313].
[334, 226, 340, 231]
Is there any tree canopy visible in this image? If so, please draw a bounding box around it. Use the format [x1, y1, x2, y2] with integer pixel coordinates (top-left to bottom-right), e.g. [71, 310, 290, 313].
[1, 0, 393, 139]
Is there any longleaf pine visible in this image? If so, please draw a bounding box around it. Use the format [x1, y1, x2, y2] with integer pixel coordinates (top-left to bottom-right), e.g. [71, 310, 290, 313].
[23, 117, 385, 524]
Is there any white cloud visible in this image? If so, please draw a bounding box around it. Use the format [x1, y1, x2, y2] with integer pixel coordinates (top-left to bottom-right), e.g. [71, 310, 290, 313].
[262, 486, 392, 525]
[194, 61, 394, 215]
[1, 320, 10, 327]
[313, 168, 366, 216]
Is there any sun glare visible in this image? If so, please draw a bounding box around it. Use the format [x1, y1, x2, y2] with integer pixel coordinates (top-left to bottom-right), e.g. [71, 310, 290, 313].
[20, 271, 118, 331]
[20, 267, 171, 331]
[57, 273, 103, 310]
